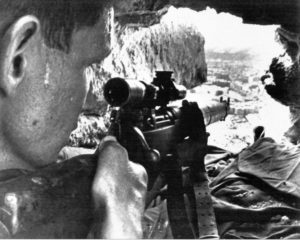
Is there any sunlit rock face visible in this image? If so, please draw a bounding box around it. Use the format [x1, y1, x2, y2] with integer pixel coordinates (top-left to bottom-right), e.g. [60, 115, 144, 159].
[69, 113, 110, 147]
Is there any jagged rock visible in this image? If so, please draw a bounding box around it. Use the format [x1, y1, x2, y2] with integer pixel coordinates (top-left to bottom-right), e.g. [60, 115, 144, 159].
[69, 114, 109, 148]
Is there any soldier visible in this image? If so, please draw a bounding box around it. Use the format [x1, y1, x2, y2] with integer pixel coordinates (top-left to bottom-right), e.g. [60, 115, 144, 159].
[0, 0, 147, 238]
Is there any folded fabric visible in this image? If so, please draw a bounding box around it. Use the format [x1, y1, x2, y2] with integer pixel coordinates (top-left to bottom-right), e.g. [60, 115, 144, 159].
[210, 137, 300, 239]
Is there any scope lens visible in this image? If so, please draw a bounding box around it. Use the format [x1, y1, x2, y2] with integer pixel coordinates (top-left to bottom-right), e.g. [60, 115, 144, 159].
[104, 78, 130, 106]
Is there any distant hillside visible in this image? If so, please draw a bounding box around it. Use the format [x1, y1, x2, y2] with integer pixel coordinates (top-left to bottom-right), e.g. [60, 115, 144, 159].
[206, 49, 255, 62]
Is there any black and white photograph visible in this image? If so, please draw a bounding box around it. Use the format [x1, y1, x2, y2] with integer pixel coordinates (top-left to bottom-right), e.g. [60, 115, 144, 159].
[0, 0, 298, 239]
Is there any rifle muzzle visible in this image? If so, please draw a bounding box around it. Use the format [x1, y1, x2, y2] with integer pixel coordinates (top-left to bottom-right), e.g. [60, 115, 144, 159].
[104, 78, 147, 107]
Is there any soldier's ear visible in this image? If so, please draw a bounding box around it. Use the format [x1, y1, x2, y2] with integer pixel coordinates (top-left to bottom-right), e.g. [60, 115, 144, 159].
[0, 15, 40, 96]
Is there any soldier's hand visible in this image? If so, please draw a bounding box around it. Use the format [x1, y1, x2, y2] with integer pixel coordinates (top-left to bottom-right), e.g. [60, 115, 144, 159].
[89, 136, 148, 239]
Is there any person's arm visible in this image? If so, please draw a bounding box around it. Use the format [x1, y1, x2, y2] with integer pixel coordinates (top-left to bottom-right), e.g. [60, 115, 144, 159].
[88, 136, 147, 239]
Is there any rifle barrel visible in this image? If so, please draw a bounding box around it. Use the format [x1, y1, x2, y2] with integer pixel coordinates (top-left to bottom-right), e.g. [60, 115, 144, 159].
[199, 101, 229, 125]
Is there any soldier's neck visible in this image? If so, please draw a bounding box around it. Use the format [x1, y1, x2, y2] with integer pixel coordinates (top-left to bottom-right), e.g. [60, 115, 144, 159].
[0, 140, 35, 171]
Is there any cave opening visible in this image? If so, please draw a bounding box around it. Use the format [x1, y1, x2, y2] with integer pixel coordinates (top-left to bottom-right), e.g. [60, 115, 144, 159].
[160, 7, 291, 152]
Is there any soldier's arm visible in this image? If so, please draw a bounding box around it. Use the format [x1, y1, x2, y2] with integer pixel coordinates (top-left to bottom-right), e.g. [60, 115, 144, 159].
[88, 136, 148, 238]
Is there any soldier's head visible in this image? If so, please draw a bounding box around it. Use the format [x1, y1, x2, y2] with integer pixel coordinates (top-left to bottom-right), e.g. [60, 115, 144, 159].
[0, 0, 114, 169]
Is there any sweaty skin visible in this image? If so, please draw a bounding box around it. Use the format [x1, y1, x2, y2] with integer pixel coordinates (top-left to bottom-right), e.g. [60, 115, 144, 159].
[0, 6, 147, 239]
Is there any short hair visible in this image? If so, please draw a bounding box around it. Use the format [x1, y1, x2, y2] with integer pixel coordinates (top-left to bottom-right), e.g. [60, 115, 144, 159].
[0, 0, 108, 52]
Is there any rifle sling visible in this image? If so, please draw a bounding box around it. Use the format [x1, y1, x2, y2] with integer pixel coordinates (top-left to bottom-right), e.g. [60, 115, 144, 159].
[194, 178, 219, 239]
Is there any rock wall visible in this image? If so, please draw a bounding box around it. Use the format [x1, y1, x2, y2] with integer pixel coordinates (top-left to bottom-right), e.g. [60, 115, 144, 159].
[70, 11, 207, 147]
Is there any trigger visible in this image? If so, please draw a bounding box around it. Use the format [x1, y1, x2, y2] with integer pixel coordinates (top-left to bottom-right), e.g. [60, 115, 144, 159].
[147, 149, 160, 165]
[132, 126, 160, 166]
